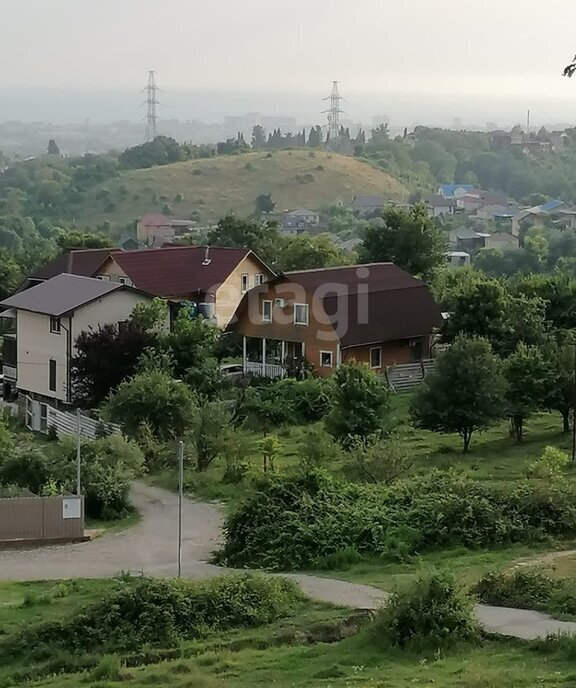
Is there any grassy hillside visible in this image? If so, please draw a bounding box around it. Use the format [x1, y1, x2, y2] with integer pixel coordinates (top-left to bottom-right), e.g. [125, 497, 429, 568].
[71, 150, 408, 230]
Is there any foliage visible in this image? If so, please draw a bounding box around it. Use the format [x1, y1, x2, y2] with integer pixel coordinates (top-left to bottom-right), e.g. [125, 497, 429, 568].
[206, 214, 280, 266]
[217, 470, 576, 571]
[358, 205, 446, 280]
[277, 233, 350, 272]
[410, 337, 507, 452]
[255, 193, 276, 214]
[473, 569, 559, 611]
[105, 370, 197, 441]
[72, 322, 159, 408]
[375, 572, 479, 650]
[527, 446, 569, 480]
[0, 451, 50, 495]
[342, 438, 411, 484]
[188, 399, 232, 472]
[129, 297, 169, 333]
[0, 247, 22, 299]
[300, 426, 340, 469]
[326, 364, 390, 449]
[118, 136, 187, 170]
[3, 574, 302, 655]
[257, 434, 281, 473]
[504, 344, 554, 442]
[54, 229, 111, 250]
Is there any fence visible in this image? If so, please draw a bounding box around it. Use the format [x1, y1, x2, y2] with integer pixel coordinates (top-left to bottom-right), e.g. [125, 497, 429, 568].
[384, 359, 435, 392]
[0, 495, 84, 543]
[25, 396, 120, 440]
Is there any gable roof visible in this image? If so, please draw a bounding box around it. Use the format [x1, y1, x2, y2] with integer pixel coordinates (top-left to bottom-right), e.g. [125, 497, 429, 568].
[30, 248, 116, 281]
[352, 195, 385, 208]
[438, 184, 475, 197]
[233, 263, 442, 348]
[426, 194, 457, 208]
[0, 274, 127, 317]
[104, 246, 268, 298]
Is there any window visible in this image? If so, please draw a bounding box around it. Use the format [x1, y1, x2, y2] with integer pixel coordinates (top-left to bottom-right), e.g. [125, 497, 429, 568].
[50, 316, 61, 334]
[117, 276, 128, 285]
[39, 403, 48, 433]
[254, 273, 264, 287]
[241, 273, 249, 293]
[48, 359, 57, 393]
[294, 304, 309, 325]
[370, 347, 382, 369]
[97, 275, 111, 281]
[320, 351, 333, 368]
[262, 300, 272, 322]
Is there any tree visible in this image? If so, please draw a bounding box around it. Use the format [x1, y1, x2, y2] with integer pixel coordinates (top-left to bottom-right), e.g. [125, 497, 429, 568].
[47, 139, 60, 156]
[0, 248, 22, 299]
[71, 323, 158, 407]
[118, 136, 186, 170]
[251, 125, 266, 149]
[545, 341, 576, 433]
[55, 229, 111, 250]
[105, 370, 197, 441]
[206, 214, 280, 266]
[277, 233, 349, 272]
[504, 344, 554, 442]
[130, 297, 169, 334]
[255, 193, 276, 214]
[189, 400, 232, 471]
[326, 363, 390, 449]
[410, 337, 507, 452]
[165, 310, 219, 380]
[358, 206, 445, 280]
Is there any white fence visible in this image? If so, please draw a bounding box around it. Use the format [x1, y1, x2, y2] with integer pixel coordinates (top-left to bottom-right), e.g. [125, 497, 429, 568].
[243, 361, 287, 379]
[25, 396, 120, 440]
[384, 359, 435, 392]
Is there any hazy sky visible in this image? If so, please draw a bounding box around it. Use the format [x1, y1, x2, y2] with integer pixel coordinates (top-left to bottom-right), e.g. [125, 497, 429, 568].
[1, 0, 576, 124]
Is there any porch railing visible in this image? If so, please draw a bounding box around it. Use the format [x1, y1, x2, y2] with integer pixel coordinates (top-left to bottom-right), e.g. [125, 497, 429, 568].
[384, 359, 435, 392]
[243, 361, 286, 379]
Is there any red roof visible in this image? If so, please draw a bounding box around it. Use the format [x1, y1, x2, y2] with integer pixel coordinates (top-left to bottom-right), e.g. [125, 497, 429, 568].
[107, 246, 256, 298]
[31, 248, 117, 281]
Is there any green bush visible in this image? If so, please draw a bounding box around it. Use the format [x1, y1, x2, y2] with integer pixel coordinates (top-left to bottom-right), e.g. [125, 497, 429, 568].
[3, 574, 301, 656]
[216, 470, 576, 571]
[473, 569, 558, 610]
[375, 572, 479, 650]
[0, 450, 50, 494]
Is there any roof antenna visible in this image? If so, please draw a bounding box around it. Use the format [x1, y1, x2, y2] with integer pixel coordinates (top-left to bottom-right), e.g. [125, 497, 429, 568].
[202, 246, 212, 266]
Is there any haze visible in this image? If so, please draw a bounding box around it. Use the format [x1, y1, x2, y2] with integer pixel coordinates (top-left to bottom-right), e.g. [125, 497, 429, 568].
[1, 0, 575, 125]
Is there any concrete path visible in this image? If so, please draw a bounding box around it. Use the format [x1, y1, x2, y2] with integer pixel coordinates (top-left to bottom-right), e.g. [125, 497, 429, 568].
[1, 482, 576, 640]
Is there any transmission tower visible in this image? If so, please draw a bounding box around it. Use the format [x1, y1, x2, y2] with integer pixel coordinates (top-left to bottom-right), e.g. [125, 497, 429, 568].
[143, 71, 160, 142]
[322, 81, 344, 140]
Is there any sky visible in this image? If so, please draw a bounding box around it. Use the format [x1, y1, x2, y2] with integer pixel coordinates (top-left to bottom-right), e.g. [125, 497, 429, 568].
[1, 0, 576, 125]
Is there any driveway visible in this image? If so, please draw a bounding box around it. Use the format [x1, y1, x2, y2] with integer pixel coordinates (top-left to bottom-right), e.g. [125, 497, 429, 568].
[1, 482, 576, 640]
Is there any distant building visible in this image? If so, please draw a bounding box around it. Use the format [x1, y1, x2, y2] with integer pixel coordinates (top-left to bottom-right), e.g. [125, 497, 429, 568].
[281, 209, 320, 235]
[425, 194, 456, 218]
[351, 195, 386, 217]
[437, 184, 475, 199]
[446, 251, 471, 267]
[484, 232, 520, 250]
[448, 227, 487, 252]
[136, 214, 194, 246]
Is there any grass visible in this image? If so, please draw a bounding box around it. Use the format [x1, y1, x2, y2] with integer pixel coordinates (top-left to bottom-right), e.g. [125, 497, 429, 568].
[69, 149, 408, 230]
[85, 508, 142, 535]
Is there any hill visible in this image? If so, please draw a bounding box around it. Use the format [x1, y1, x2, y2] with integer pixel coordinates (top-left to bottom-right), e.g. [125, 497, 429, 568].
[71, 150, 408, 230]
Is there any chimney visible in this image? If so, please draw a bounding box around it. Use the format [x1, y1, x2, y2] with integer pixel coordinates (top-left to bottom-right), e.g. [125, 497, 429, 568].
[202, 246, 211, 266]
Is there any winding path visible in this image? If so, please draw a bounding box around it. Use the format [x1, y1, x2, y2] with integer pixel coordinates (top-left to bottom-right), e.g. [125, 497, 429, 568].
[0, 482, 575, 641]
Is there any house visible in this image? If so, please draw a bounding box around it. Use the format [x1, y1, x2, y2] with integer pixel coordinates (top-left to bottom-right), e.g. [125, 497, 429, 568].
[446, 251, 471, 267]
[448, 227, 486, 252]
[281, 209, 320, 234]
[425, 194, 456, 218]
[136, 214, 194, 246]
[437, 184, 475, 199]
[229, 263, 443, 378]
[484, 232, 520, 250]
[475, 204, 519, 221]
[24, 246, 275, 328]
[0, 274, 161, 413]
[351, 195, 386, 218]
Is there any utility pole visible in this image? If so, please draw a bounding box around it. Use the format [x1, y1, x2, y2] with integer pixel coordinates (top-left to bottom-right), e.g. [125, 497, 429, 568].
[177, 441, 184, 578]
[143, 71, 160, 142]
[76, 408, 82, 496]
[322, 81, 344, 141]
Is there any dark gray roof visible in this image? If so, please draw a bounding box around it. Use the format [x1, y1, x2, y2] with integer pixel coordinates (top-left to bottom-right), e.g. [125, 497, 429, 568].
[0, 274, 125, 316]
[352, 195, 385, 208]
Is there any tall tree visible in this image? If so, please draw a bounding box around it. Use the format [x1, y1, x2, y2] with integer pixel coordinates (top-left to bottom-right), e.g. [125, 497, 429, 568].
[55, 230, 112, 250]
[251, 125, 266, 149]
[47, 139, 60, 156]
[206, 214, 280, 266]
[255, 193, 276, 215]
[0, 248, 22, 300]
[411, 336, 507, 452]
[277, 233, 349, 272]
[358, 205, 446, 280]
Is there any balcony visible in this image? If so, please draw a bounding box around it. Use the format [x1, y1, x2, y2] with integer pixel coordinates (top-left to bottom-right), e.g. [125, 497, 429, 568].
[243, 361, 286, 379]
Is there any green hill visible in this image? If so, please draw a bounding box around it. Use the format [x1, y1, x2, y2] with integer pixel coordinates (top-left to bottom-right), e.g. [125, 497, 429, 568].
[72, 150, 408, 230]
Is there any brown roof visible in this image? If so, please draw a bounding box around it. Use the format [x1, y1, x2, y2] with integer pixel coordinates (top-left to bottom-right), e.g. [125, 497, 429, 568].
[233, 263, 442, 347]
[107, 246, 261, 298]
[139, 213, 172, 227]
[31, 248, 116, 281]
[0, 274, 126, 316]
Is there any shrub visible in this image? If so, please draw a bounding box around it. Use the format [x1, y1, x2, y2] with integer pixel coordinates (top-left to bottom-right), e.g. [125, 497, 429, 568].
[4, 574, 301, 656]
[216, 470, 576, 571]
[0, 450, 50, 494]
[527, 446, 569, 480]
[375, 573, 479, 650]
[473, 569, 558, 610]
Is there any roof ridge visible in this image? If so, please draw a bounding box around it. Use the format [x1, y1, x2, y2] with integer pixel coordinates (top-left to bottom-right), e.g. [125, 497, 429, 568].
[284, 262, 394, 275]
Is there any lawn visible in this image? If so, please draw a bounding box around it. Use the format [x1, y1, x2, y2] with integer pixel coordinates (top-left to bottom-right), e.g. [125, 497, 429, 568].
[2, 579, 576, 688]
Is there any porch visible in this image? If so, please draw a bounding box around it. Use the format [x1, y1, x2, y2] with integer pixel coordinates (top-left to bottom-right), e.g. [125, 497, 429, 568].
[242, 337, 305, 379]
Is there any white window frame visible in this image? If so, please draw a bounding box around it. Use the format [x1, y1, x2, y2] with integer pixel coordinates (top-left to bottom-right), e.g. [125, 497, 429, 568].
[320, 350, 334, 368]
[294, 303, 309, 326]
[117, 276, 128, 285]
[50, 316, 61, 334]
[262, 300, 272, 323]
[370, 347, 382, 369]
[241, 273, 249, 293]
[97, 275, 111, 281]
[254, 273, 264, 287]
